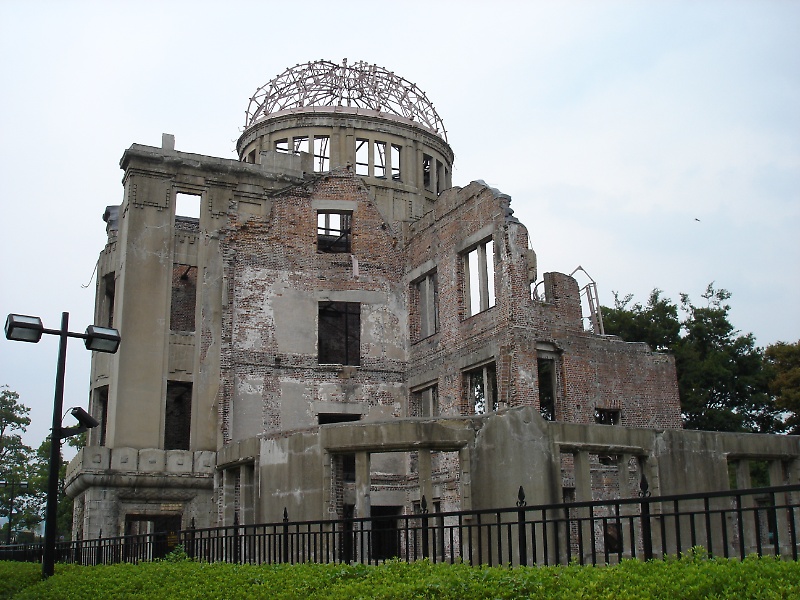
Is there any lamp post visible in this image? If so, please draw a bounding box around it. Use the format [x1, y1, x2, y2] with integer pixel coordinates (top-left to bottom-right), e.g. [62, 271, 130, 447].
[4, 312, 120, 578]
[0, 480, 29, 545]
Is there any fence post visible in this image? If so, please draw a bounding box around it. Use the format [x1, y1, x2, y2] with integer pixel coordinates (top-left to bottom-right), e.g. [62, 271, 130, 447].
[420, 496, 429, 560]
[517, 486, 528, 566]
[639, 473, 653, 561]
[188, 518, 196, 560]
[95, 529, 103, 566]
[233, 512, 240, 564]
[282, 508, 289, 564]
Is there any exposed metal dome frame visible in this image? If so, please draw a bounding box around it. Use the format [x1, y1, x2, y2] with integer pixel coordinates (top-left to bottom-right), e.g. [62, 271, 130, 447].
[245, 59, 448, 141]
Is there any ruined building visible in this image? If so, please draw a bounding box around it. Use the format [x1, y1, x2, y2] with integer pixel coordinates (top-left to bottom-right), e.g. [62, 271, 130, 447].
[67, 60, 799, 544]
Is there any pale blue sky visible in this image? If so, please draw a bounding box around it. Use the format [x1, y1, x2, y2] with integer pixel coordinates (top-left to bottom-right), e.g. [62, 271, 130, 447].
[1, 0, 798, 450]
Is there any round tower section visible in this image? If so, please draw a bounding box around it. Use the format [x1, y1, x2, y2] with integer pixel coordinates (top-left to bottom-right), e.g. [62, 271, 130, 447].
[237, 60, 454, 224]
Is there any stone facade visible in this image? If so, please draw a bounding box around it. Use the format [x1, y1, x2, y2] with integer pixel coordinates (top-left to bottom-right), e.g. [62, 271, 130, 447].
[66, 61, 799, 540]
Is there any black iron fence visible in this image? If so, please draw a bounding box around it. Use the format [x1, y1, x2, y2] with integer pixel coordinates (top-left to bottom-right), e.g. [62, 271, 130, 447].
[2, 484, 798, 567]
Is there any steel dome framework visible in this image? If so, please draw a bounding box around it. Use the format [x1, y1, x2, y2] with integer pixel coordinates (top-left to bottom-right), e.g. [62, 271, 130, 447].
[245, 59, 447, 141]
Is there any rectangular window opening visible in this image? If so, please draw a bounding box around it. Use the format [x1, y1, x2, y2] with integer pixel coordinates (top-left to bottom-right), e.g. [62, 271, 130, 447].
[313, 136, 330, 172]
[317, 211, 352, 253]
[436, 160, 445, 194]
[355, 138, 370, 176]
[465, 362, 497, 415]
[275, 139, 289, 154]
[102, 273, 115, 328]
[92, 386, 109, 446]
[414, 271, 439, 340]
[538, 358, 556, 421]
[292, 136, 309, 155]
[422, 154, 432, 191]
[318, 301, 361, 366]
[374, 141, 386, 178]
[391, 144, 401, 180]
[411, 385, 438, 418]
[464, 239, 495, 317]
[175, 193, 201, 220]
[170, 264, 197, 332]
[164, 381, 192, 450]
[595, 408, 620, 426]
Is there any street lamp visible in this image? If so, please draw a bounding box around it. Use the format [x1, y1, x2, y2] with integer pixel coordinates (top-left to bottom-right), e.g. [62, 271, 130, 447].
[0, 480, 29, 545]
[4, 312, 120, 578]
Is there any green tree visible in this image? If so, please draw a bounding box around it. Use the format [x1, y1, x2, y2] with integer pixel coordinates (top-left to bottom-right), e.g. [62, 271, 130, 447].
[602, 284, 784, 433]
[765, 340, 800, 434]
[0, 386, 39, 542]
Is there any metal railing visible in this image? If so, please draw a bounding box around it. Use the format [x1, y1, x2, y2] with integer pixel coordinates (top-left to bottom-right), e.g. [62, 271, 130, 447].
[2, 484, 798, 567]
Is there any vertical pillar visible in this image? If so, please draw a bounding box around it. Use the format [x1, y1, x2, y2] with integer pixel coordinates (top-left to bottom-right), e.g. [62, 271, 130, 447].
[418, 450, 433, 508]
[735, 460, 756, 555]
[354, 452, 371, 519]
[573, 451, 592, 562]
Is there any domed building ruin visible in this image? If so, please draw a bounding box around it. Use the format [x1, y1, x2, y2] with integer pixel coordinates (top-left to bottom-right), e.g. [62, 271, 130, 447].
[66, 61, 798, 554]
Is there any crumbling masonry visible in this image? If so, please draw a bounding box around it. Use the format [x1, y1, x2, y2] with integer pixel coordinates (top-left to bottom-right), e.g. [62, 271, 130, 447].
[67, 60, 799, 544]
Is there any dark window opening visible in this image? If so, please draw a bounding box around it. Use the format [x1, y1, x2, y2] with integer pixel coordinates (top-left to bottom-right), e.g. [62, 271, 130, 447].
[125, 514, 182, 559]
[318, 413, 362, 425]
[247, 149, 256, 163]
[93, 386, 108, 446]
[371, 506, 401, 560]
[538, 358, 555, 421]
[466, 362, 497, 415]
[595, 408, 620, 425]
[317, 211, 352, 253]
[164, 381, 192, 450]
[170, 264, 197, 332]
[422, 154, 432, 191]
[103, 273, 115, 328]
[318, 302, 360, 366]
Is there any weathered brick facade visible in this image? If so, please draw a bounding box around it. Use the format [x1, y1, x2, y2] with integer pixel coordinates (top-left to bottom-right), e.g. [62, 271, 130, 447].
[66, 61, 798, 543]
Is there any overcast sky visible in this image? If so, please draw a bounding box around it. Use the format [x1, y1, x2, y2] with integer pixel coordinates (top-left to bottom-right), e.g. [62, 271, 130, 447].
[1, 1, 798, 453]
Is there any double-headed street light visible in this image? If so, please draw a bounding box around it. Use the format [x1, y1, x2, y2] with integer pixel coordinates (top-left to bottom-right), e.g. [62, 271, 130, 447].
[4, 312, 120, 578]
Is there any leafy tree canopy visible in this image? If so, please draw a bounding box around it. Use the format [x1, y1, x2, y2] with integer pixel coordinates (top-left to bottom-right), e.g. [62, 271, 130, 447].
[602, 284, 784, 434]
[765, 340, 800, 434]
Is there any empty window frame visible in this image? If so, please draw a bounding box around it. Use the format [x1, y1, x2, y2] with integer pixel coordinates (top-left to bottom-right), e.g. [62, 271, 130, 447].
[537, 357, 556, 421]
[355, 138, 370, 175]
[175, 193, 201, 219]
[413, 271, 439, 340]
[465, 362, 497, 415]
[436, 160, 445, 194]
[422, 154, 432, 191]
[102, 272, 115, 328]
[164, 381, 192, 450]
[246, 149, 256, 163]
[411, 384, 438, 418]
[374, 141, 387, 178]
[313, 136, 330, 172]
[292, 136, 309, 155]
[170, 264, 197, 332]
[391, 144, 401, 180]
[463, 239, 496, 317]
[318, 302, 361, 366]
[91, 386, 109, 446]
[275, 139, 290, 154]
[595, 408, 620, 425]
[317, 211, 352, 253]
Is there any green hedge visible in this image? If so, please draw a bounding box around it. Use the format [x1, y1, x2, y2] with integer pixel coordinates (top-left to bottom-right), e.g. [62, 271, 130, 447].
[3, 553, 800, 600]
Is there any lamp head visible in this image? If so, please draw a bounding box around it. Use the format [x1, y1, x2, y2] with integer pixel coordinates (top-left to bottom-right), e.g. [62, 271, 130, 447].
[84, 325, 121, 353]
[4, 314, 44, 343]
